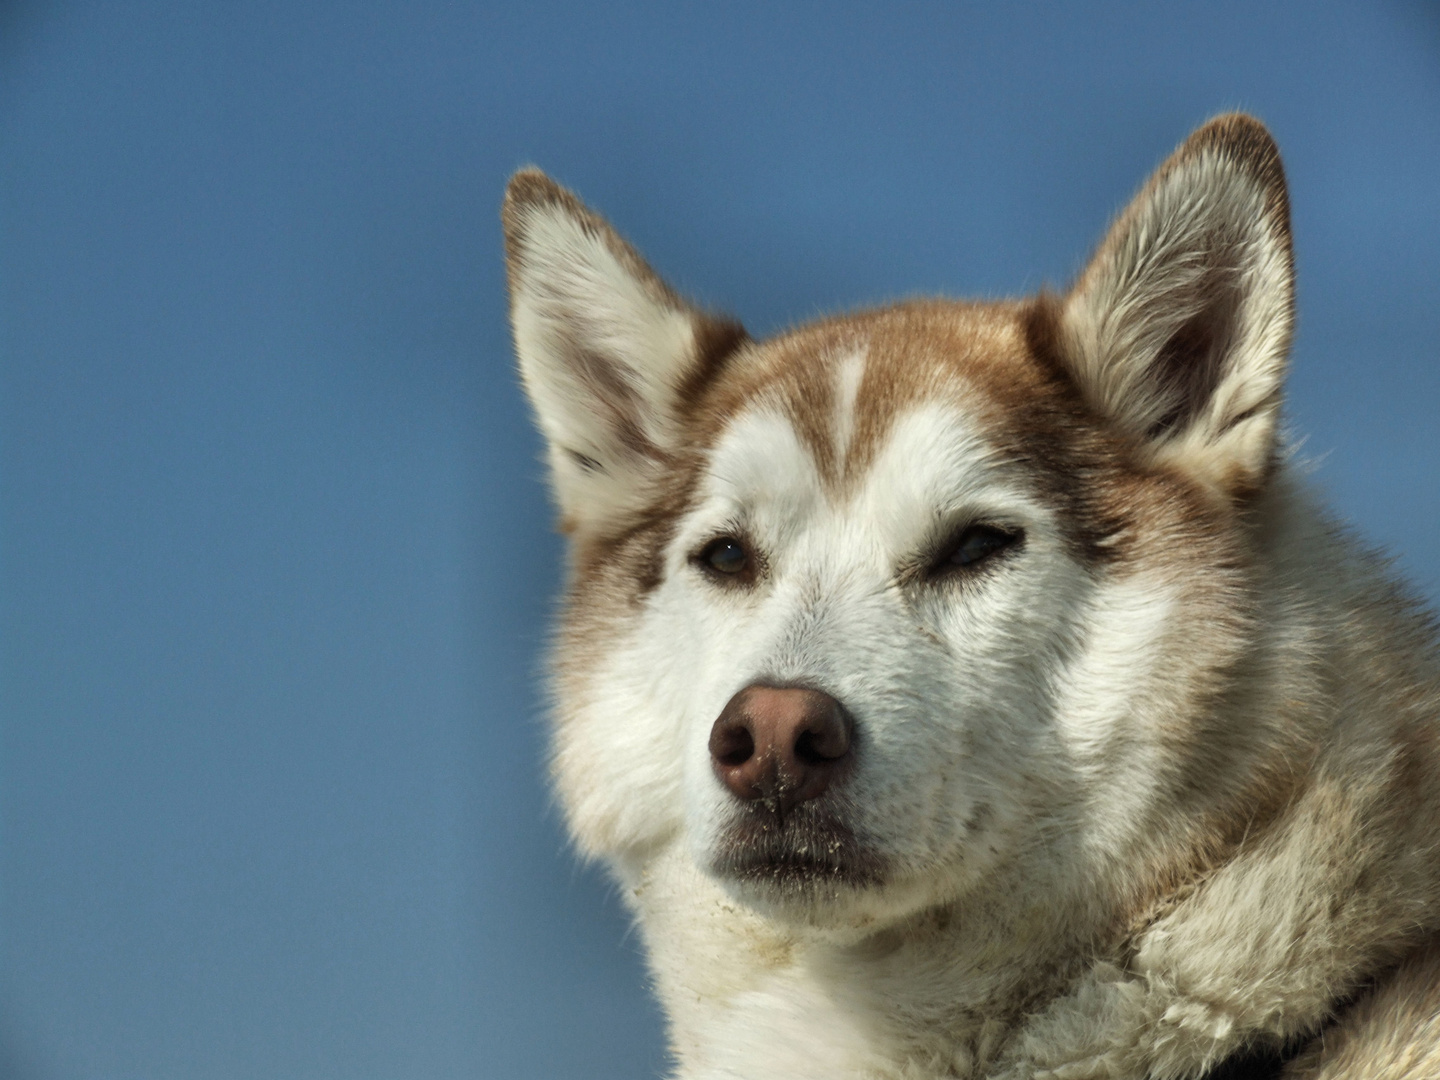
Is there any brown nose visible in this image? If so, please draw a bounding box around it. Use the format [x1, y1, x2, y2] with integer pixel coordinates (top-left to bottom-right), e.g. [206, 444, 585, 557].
[708, 685, 853, 816]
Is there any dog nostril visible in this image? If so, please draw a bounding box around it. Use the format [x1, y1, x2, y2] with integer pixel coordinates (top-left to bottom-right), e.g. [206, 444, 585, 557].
[794, 721, 848, 764]
[711, 724, 755, 767]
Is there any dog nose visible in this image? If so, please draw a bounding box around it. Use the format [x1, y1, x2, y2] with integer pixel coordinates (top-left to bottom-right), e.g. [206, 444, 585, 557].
[708, 686, 853, 815]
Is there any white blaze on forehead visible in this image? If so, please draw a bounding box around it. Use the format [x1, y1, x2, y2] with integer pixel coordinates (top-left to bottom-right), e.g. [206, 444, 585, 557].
[831, 347, 868, 469]
[679, 406, 826, 554]
[851, 402, 1044, 555]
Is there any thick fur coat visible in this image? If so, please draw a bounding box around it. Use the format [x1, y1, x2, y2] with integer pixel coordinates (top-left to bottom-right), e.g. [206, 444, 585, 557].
[503, 116, 1440, 1079]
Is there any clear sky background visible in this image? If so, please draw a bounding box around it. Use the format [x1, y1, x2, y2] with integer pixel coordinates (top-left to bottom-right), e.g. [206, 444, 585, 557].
[2, 3, 1437, 1078]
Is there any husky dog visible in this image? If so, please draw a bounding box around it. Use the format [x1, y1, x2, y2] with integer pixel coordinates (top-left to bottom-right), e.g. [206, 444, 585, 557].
[502, 116, 1440, 1079]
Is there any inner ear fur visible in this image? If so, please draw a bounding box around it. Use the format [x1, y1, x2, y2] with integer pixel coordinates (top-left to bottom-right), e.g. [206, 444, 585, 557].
[1059, 113, 1295, 497]
[503, 169, 747, 533]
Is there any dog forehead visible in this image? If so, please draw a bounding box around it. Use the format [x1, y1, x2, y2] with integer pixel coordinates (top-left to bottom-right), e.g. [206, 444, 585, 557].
[693, 299, 1056, 493]
[699, 397, 1003, 522]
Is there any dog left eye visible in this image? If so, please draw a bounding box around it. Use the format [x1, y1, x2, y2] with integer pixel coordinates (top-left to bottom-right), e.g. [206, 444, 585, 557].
[936, 524, 1019, 572]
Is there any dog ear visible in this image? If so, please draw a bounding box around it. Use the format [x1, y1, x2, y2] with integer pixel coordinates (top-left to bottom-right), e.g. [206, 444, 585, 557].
[1059, 114, 1294, 496]
[503, 170, 747, 533]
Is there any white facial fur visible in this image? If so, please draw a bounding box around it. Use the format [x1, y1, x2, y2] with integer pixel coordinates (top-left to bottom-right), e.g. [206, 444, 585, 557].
[577, 384, 1121, 929]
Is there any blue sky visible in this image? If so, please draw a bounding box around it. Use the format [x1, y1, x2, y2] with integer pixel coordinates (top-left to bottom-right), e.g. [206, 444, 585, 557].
[2, 3, 1437, 1078]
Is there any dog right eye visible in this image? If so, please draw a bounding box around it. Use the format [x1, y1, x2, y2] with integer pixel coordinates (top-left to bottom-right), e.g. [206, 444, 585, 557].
[699, 536, 750, 577]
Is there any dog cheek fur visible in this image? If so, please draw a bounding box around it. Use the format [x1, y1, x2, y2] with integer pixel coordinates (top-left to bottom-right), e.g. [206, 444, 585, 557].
[994, 474, 1440, 1079]
[548, 522, 696, 863]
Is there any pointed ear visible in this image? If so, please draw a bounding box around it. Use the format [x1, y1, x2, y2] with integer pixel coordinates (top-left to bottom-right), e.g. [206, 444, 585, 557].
[1059, 114, 1295, 496]
[502, 169, 748, 533]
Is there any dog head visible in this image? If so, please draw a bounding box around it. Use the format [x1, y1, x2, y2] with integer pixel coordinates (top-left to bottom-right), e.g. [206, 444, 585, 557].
[505, 116, 1293, 930]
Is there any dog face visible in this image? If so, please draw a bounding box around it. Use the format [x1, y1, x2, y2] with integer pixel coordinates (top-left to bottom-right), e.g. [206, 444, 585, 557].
[505, 115, 1294, 931]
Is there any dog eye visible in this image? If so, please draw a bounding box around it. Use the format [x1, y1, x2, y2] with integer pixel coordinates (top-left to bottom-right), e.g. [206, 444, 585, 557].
[935, 525, 1019, 573]
[700, 536, 749, 576]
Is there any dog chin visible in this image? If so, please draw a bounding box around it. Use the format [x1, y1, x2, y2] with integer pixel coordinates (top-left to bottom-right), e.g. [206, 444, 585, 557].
[706, 806, 892, 921]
